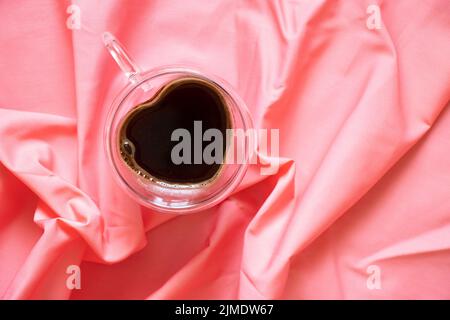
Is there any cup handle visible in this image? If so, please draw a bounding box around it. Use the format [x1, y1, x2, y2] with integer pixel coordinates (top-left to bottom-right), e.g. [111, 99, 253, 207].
[103, 32, 141, 84]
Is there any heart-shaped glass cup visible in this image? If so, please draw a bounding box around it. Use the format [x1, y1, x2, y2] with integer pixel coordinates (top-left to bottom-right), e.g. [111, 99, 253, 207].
[103, 32, 253, 214]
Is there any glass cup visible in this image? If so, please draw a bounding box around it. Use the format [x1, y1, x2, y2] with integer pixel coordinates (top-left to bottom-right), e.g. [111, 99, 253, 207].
[103, 32, 253, 214]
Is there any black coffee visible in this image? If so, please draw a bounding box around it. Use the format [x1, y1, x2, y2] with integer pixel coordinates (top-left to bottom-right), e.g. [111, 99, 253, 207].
[119, 77, 230, 184]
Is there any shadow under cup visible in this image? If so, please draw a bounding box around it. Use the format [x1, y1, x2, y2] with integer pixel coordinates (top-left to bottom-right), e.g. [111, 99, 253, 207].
[105, 68, 253, 213]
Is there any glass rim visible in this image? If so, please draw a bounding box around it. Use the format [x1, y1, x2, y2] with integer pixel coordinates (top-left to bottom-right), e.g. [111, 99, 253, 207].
[104, 66, 254, 214]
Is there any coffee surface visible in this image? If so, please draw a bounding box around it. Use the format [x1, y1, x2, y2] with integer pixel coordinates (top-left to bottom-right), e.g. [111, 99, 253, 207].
[120, 78, 229, 184]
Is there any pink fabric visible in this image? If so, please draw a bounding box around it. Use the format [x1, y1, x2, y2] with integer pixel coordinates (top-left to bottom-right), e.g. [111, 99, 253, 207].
[1, 0, 449, 299]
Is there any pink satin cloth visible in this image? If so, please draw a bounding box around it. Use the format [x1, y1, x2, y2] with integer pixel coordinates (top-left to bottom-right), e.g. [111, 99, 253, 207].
[1, 0, 449, 299]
